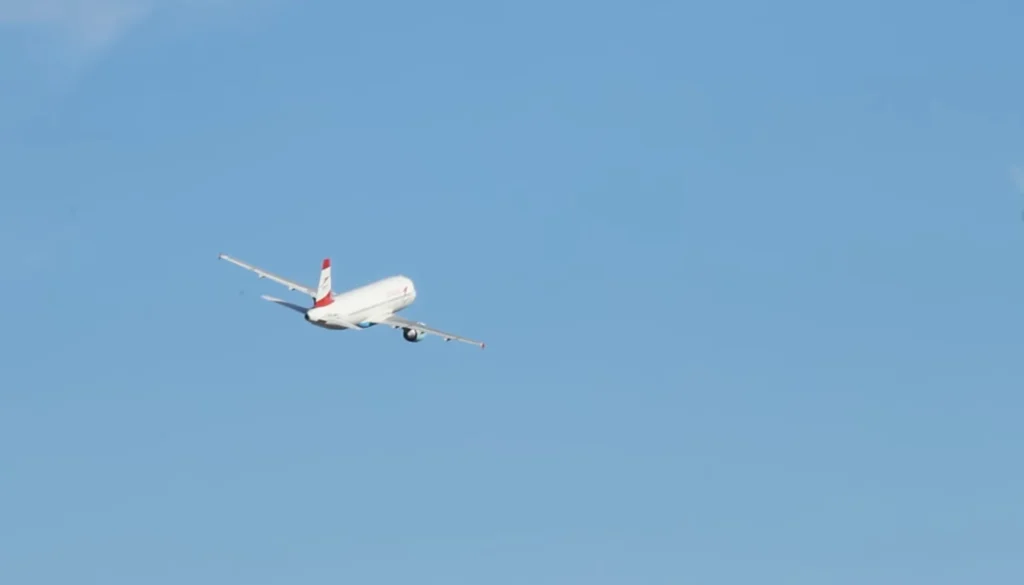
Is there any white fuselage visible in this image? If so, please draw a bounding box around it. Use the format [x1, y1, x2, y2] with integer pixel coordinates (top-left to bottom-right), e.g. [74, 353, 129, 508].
[304, 275, 416, 330]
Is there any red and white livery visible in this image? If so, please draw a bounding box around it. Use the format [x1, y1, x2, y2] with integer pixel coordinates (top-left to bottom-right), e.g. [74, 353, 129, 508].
[218, 253, 485, 349]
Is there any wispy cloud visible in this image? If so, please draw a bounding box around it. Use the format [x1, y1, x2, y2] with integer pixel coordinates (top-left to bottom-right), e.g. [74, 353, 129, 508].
[0, 0, 156, 54]
[0, 0, 247, 132]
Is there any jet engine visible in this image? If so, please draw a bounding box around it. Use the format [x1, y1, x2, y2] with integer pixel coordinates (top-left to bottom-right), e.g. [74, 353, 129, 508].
[402, 327, 424, 342]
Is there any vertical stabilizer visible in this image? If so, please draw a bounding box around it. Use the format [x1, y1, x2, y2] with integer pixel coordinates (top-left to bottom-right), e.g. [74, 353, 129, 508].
[313, 258, 333, 307]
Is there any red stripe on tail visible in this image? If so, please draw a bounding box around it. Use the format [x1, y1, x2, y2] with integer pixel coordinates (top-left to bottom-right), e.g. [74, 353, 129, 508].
[314, 257, 333, 307]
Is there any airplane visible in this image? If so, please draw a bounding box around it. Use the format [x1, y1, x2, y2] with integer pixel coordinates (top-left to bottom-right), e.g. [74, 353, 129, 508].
[218, 253, 485, 349]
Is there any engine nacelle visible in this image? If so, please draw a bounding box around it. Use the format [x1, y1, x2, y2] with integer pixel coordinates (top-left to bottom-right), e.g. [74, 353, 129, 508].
[402, 327, 424, 342]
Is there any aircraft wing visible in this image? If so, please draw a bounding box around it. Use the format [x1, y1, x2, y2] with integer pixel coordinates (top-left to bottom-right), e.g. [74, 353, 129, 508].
[371, 314, 486, 349]
[218, 253, 317, 298]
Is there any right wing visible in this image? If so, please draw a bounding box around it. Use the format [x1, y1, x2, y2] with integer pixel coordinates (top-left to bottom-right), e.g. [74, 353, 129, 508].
[369, 314, 486, 349]
[218, 253, 317, 298]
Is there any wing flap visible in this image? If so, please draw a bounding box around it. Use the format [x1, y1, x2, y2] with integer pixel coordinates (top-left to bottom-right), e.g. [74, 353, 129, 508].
[219, 253, 317, 298]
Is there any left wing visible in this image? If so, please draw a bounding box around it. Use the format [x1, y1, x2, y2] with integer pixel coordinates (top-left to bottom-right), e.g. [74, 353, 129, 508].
[369, 314, 486, 349]
[219, 253, 317, 298]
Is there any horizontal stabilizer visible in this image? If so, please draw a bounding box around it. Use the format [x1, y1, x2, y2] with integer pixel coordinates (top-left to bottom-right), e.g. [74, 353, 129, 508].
[260, 295, 308, 314]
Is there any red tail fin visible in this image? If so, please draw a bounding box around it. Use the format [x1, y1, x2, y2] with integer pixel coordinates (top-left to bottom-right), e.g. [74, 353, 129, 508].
[313, 258, 333, 307]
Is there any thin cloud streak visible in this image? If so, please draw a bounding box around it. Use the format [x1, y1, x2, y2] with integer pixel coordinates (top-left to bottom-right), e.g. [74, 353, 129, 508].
[0, 0, 155, 53]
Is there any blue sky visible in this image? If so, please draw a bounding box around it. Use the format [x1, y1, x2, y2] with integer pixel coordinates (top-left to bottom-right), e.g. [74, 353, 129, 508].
[1, 0, 1022, 583]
